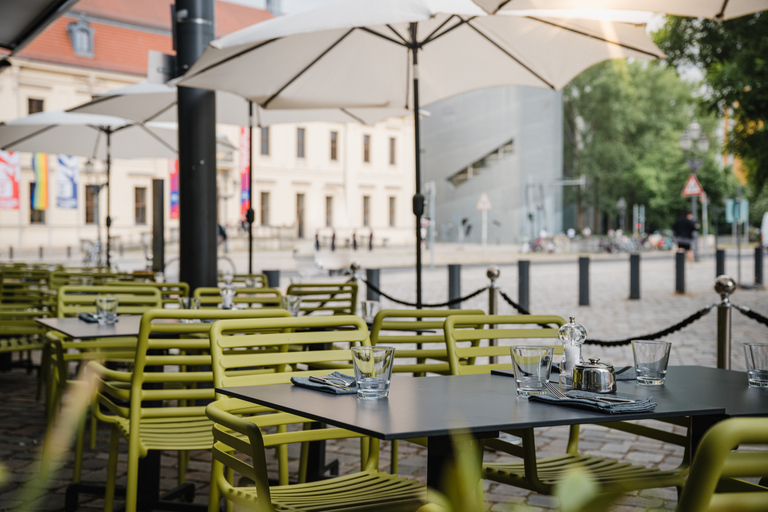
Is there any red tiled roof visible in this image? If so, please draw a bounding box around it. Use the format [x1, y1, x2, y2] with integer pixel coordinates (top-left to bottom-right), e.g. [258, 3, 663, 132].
[16, 0, 272, 76]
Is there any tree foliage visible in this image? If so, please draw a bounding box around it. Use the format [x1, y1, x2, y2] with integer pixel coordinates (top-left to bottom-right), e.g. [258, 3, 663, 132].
[564, 59, 735, 233]
[653, 13, 768, 191]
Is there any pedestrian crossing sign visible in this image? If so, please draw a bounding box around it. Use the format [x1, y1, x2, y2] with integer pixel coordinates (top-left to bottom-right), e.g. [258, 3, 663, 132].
[682, 174, 703, 197]
[476, 192, 492, 210]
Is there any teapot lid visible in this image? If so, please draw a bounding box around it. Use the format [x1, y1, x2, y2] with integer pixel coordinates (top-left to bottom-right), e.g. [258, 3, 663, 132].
[575, 358, 614, 370]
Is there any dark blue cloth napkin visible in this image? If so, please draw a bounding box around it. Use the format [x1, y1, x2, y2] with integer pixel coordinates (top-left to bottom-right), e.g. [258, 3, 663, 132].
[529, 389, 656, 414]
[291, 372, 357, 395]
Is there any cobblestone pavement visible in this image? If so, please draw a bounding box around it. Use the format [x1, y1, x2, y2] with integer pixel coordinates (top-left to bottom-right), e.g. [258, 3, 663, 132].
[1, 251, 766, 511]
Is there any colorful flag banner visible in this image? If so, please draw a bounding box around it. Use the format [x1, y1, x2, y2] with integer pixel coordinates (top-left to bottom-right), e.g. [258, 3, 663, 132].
[0, 150, 20, 210]
[32, 153, 48, 210]
[239, 127, 250, 221]
[56, 155, 79, 209]
[169, 159, 179, 219]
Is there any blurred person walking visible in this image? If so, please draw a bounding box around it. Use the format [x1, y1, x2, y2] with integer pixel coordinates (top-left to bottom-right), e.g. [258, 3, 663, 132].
[673, 212, 696, 263]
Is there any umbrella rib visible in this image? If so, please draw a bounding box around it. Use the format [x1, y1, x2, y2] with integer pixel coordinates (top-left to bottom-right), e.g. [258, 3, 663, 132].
[716, 0, 729, 20]
[358, 27, 408, 47]
[494, 0, 514, 15]
[386, 24, 409, 45]
[65, 94, 114, 113]
[529, 17, 663, 59]
[464, 21, 556, 90]
[263, 28, 355, 108]
[421, 16, 474, 46]
[0, 124, 57, 150]
[145, 102, 178, 124]
[135, 123, 178, 154]
[339, 108, 366, 124]
[182, 38, 279, 81]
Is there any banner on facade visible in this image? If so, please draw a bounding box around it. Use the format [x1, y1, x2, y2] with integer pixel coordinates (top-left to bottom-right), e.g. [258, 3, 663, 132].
[169, 159, 179, 219]
[56, 155, 79, 209]
[239, 127, 250, 221]
[32, 153, 48, 210]
[0, 150, 20, 210]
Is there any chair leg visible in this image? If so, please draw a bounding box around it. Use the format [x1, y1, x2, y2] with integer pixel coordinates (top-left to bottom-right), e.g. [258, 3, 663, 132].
[72, 411, 87, 483]
[104, 427, 120, 512]
[208, 459, 223, 512]
[178, 450, 188, 486]
[125, 431, 143, 512]
[391, 440, 399, 474]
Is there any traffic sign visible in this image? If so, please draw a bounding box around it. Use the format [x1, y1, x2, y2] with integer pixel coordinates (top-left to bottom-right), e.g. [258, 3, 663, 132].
[682, 174, 703, 197]
[476, 192, 492, 210]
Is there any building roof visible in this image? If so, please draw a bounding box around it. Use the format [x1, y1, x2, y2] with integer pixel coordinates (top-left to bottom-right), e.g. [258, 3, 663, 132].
[14, 0, 272, 76]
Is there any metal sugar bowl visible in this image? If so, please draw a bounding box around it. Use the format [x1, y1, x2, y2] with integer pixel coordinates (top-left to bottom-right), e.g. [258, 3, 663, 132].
[572, 358, 617, 394]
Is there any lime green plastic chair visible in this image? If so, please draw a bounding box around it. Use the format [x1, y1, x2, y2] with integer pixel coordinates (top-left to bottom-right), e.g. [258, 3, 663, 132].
[0, 304, 49, 374]
[0, 266, 49, 306]
[89, 307, 291, 512]
[676, 417, 768, 512]
[110, 280, 190, 307]
[194, 286, 283, 309]
[444, 314, 691, 495]
[219, 272, 269, 287]
[207, 314, 426, 512]
[286, 282, 358, 315]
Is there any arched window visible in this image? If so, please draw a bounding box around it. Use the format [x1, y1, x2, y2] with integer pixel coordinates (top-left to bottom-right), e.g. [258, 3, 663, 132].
[67, 15, 94, 58]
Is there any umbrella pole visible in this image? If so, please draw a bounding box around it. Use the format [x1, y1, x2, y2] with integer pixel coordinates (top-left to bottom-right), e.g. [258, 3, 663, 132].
[248, 101, 255, 275]
[105, 129, 111, 269]
[410, 23, 424, 309]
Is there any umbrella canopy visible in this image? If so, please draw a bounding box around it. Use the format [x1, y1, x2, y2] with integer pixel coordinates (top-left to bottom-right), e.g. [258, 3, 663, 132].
[70, 81, 410, 127]
[473, 0, 768, 20]
[0, 110, 234, 267]
[176, 0, 664, 306]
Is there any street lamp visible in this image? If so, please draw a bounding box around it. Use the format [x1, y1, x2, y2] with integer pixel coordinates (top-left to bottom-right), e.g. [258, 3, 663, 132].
[679, 120, 710, 261]
[84, 159, 106, 266]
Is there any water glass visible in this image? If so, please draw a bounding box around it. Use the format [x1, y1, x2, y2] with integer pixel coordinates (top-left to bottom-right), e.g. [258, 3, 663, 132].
[282, 294, 302, 316]
[510, 346, 553, 396]
[351, 346, 396, 399]
[178, 297, 201, 323]
[360, 300, 380, 323]
[744, 343, 768, 388]
[220, 285, 236, 309]
[154, 271, 165, 284]
[632, 340, 672, 385]
[95, 295, 119, 325]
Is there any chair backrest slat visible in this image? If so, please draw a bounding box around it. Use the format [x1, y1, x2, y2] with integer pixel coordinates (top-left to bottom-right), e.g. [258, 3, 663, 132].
[286, 282, 358, 316]
[194, 287, 282, 308]
[57, 285, 162, 317]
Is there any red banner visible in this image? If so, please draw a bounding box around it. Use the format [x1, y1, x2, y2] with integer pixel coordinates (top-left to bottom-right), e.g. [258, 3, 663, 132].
[239, 127, 250, 221]
[169, 159, 179, 219]
[0, 150, 20, 210]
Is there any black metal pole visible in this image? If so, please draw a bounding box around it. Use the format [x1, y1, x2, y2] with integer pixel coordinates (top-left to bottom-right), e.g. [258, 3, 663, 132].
[176, 0, 217, 292]
[152, 179, 165, 274]
[629, 253, 640, 300]
[448, 264, 461, 309]
[105, 130, 111, 268]
[755, 246, 763, 286]
[410, 23, 423, 310]
[716, 248, 726, 277]
[366, 268, 380, 301]
[518, 260, 530, 312]
[248, 101, 254, 275]
[676, 251, 685, 294]
[578, 257, 589, 306]
[264, 270, 280, 288]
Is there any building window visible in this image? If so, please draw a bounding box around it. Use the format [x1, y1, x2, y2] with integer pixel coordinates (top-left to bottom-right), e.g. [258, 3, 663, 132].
[389, 196, 396, 227]
[28, 98, 44, 115]
[297, 127, 305, 158]
[260, 192, 270, 226]
[67, 15, 95, 58]
[330, 131, 338, 161]
[134, 187, 147, 225]
[260, 127, 270, 156]
[363, 134, 371, 163]
[85, 185, 99, 224]
[296, 193, 305, 238]
[325, 196, 333, 227]
[29, 183, 45, 224]
[363, 195, 371, 227]
[389, 137, 396, 165]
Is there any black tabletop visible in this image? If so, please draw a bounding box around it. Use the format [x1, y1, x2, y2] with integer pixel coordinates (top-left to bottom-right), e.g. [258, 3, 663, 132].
[36, 316, 143, 339]
[218, 372, 725, 441]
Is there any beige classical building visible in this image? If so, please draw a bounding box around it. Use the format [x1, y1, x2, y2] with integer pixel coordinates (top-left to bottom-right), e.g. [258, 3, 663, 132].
[0, 0, 416, 262]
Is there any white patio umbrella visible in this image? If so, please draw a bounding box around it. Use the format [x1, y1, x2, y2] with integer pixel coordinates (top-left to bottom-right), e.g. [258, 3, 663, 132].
[473, 0, 768, 20]
[177, 0, 665, 306]
[69, 81, 410, 273]
[0, 110, 234, 267]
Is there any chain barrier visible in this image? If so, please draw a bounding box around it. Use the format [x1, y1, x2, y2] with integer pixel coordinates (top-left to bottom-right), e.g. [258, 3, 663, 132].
[734, 305, 768, 328]
[360, 278, 489, 308]
[299, 275, 357, 316]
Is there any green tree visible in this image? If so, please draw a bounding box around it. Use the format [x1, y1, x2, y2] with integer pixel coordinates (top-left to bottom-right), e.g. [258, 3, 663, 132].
[564, 59, 732, 233]
[653, 13, 768, 191]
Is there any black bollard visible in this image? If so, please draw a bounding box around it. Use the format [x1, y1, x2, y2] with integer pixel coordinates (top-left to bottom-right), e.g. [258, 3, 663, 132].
[366, 268, 380, 301]
[448, 264, 461, 309]
[629, 253, 640, 300]
[756, 247, 764, 286]
[578, 257, 589, 306]
[716, 249, 726, 277]
[39, 246, 44, 259]
[675, 252, 685, 294]
[518, 260, 530, 312]
[264, 270, 280, 288]
[9, 246, 13, 260]
[67, 246, 71, 259]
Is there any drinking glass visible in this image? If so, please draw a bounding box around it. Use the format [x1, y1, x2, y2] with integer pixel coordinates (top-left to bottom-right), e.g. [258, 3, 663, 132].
[351, 346, 396, 399]
[632, 340, 672, 385]
[360, 300, 380, 323]
[178, 297, 201, 323]
[95, 295, 119, 325]
[154, 271, 165, 284]
[744, 343, 768, 387]
[510, 346, 553, 396]
[282, 295, 302, 316]
[219, 285, 236, 310]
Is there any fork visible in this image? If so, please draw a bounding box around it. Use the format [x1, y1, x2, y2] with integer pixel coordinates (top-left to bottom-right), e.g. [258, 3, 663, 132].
[545, 381, 568, 399]
[309, 375, 351, 391]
